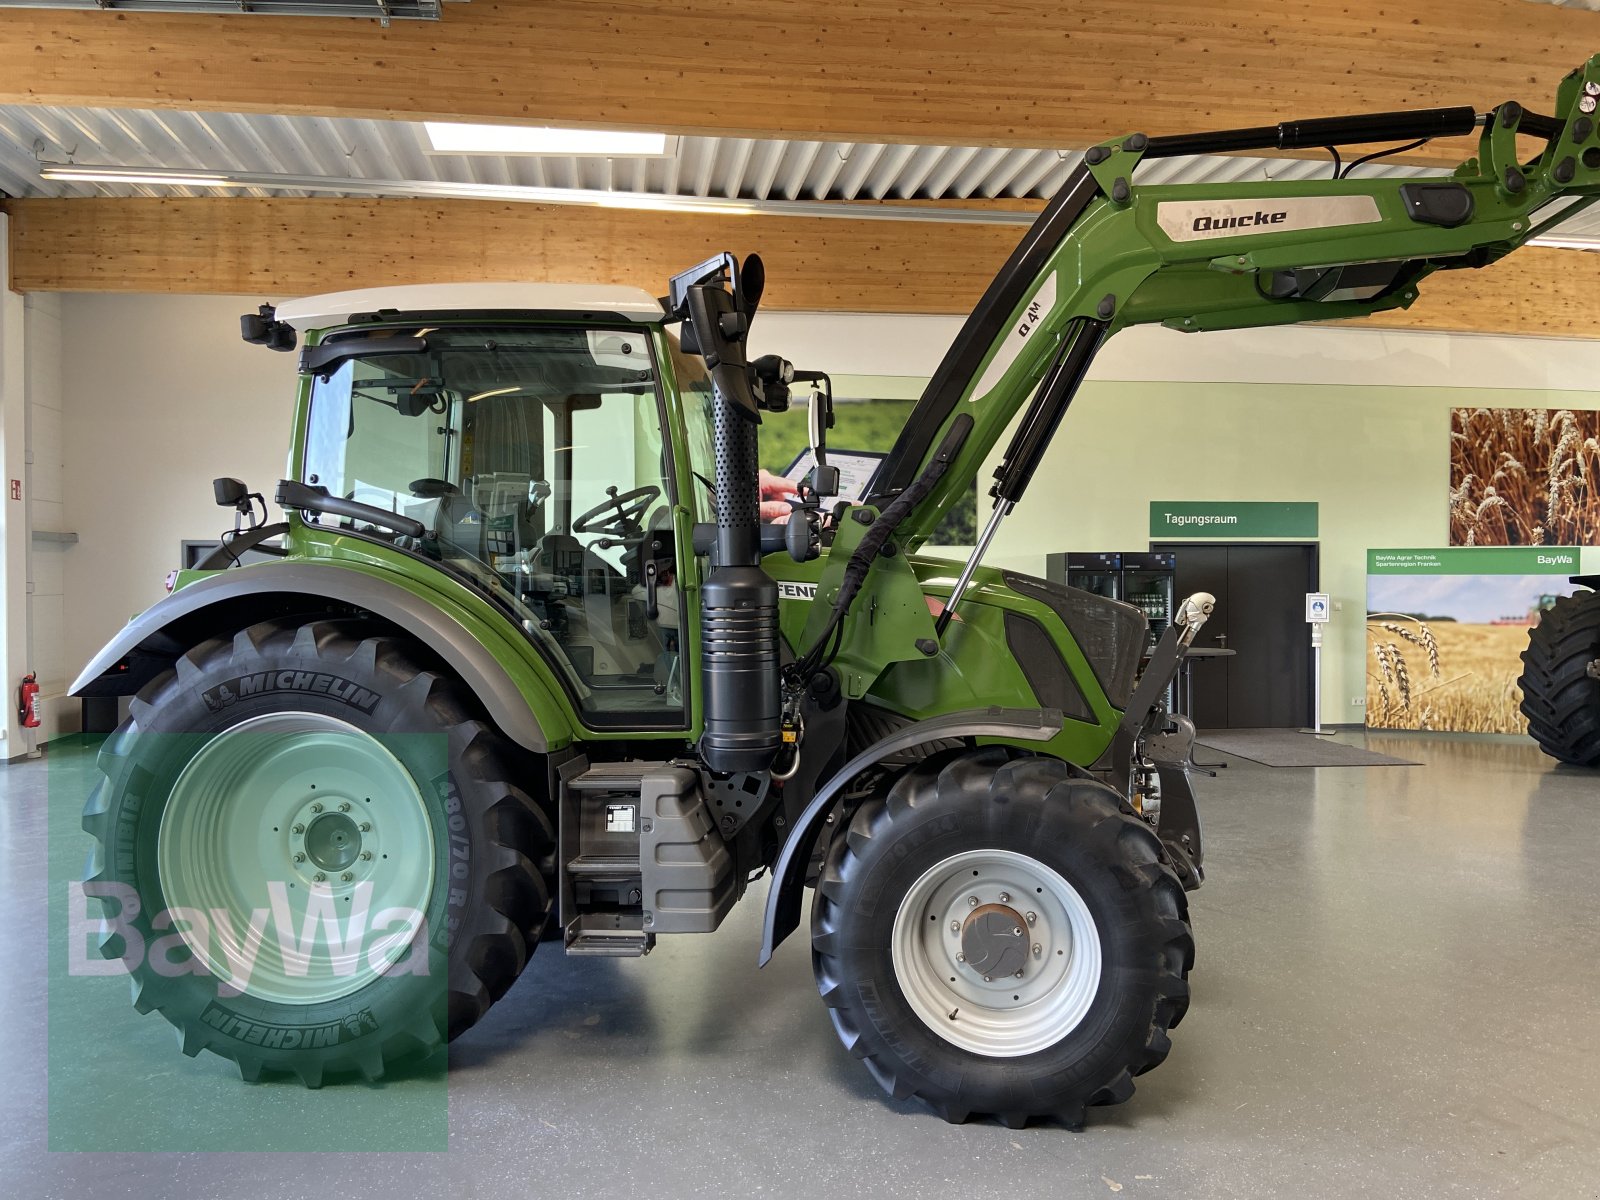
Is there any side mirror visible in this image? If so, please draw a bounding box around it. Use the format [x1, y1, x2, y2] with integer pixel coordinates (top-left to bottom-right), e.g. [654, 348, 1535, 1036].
[793, 370, 838, 498]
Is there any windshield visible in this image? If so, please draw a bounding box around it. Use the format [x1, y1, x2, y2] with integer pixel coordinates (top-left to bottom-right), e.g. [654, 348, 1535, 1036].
[302, 323, 685, 726]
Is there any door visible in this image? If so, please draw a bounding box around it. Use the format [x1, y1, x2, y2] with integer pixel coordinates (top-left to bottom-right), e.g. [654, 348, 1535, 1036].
[1154, 542, 1317, 729]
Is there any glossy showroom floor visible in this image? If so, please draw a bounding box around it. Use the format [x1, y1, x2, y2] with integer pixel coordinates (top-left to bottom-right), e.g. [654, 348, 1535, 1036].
[5, 731, 1597, 1199]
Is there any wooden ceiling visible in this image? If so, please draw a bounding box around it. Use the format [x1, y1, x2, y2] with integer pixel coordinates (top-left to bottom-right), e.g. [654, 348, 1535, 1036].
[5, 195, 1595, 340]
[3, 1, 1597, 165]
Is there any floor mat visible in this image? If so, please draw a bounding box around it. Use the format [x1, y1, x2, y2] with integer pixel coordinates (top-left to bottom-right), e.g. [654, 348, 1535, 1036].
[1194, 728, 1422, 768]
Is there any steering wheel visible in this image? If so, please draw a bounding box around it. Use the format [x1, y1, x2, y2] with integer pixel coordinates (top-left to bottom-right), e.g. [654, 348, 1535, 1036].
[572, 484, 660, 536]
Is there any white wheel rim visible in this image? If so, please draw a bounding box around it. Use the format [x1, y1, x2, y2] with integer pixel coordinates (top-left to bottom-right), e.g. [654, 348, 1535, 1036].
[890, 849, 1102, 1058]
[157, 711, 435, 1005]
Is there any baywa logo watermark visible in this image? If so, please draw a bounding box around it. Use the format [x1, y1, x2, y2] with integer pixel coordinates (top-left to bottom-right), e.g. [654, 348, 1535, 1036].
[68, 880, 429, 997]
[202, 671, 382, 715]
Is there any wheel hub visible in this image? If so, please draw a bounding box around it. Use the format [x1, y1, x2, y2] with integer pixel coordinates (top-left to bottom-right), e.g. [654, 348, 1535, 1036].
[303, 810, 362, 872]
[960, 903, 1028, 978]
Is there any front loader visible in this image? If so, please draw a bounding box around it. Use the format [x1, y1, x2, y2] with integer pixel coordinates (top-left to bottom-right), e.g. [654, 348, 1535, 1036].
[73, 57, 1600, 1125]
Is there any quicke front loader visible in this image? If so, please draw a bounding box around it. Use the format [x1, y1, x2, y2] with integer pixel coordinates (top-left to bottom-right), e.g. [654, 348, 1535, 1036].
[74, 57, 1600, 1125]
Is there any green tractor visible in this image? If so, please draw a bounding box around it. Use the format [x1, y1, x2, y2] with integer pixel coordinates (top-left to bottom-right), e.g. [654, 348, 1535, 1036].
[74, 59, 1600, 1124]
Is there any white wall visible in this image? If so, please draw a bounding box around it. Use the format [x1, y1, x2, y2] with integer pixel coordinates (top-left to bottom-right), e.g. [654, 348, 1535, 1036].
[0, 217, 27, 756]
[36, 292, 1600, 735]
[24, 292, 67, 741]
[58, 294, 298, 710]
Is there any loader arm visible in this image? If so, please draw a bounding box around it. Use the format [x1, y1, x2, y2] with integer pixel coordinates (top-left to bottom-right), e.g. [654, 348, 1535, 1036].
[869, 54, 1600, 548]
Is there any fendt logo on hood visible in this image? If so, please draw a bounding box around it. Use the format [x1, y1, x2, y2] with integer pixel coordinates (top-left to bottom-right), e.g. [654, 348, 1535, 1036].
[1193, 210, 1287, 232]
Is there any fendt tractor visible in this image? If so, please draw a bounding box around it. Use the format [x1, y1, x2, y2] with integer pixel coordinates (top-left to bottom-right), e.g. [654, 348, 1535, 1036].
[74, 61, 1600, 1126]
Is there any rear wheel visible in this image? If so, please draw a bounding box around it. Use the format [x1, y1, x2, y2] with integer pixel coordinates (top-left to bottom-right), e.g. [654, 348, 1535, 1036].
[1519, 590, 1600, 767]
[83, 620, 555, 1085]
[811, 748, 1193, 1128]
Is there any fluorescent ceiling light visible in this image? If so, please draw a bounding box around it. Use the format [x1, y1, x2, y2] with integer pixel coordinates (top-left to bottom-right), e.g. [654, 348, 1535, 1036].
[1527, 235, 1600, 251]
[41, 167, 242, 186]
[28, 161, 1038, 224]
[423, 123, 671, 157]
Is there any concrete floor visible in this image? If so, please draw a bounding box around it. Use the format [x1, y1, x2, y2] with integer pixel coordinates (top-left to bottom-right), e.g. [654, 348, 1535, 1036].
[5, 731, 1600, 1198]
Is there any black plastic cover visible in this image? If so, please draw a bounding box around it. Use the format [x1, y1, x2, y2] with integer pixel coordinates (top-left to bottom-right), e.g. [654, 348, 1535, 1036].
[1003, 571, 1146, 709]
[1004, 611, 1094, 722]
[1399, 182, 1475, 228]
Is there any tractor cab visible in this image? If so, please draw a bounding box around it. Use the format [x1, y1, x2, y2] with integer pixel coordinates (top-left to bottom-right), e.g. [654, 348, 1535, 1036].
[274, 284, 707, 725]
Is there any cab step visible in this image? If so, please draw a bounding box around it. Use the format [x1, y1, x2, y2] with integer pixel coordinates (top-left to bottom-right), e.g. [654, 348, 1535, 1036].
[565, 928, 654, 957]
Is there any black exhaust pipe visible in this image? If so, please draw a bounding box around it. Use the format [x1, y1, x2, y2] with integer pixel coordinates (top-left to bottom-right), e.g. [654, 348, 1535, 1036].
[683, 275, 782, 774]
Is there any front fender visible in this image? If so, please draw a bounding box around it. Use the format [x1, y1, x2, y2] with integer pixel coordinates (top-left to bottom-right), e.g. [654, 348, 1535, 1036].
[757, 706, 1062, 966]
[70, 560, 568, 754]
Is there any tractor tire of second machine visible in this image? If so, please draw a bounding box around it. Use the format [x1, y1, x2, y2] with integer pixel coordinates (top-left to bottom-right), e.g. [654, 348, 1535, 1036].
[1519, 589, 1600, 767]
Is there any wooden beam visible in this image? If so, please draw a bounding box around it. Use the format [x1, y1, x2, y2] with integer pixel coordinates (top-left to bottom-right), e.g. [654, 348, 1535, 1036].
[4, 196, 1597, 339]
[2, 2, 1597, 165]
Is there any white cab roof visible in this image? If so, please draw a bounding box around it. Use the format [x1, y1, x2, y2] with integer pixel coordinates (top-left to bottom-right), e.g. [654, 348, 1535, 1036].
[274, 282, 664, 330]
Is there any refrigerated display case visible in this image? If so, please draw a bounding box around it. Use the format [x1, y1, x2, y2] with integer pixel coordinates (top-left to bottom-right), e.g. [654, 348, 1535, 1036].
[1047, 552, 1122, 599]
[1121, 552, 1176, 655]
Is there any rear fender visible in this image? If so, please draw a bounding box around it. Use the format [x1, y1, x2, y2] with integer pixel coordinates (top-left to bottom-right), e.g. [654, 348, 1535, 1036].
[69, 561, 567, 753]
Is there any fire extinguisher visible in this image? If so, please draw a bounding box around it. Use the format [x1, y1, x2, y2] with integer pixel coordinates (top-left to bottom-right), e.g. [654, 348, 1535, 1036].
[18, 673, 40, 729]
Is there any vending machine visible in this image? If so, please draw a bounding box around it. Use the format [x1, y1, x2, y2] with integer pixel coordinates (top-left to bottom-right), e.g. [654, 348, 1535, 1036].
[1047, 552, 1122, 599]
[1121, 551, 1177, 655]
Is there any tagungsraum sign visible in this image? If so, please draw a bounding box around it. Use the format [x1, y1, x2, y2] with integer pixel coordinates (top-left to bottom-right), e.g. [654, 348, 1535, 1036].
[1149, 501, 1318, 539]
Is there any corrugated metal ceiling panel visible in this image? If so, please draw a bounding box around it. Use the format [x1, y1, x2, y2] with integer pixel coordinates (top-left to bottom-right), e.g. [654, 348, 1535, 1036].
[3, 103, 1598, 240]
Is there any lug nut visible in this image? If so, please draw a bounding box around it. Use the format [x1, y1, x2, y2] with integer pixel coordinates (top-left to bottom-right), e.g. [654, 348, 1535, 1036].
[1032, 943, 1042, 958]
[983, 975, 992, 982]
[998, 891, 1010, 903]
[950, 920, 960, 933]
[968, 896, 978, 908]
[292, 852, 305, 864]
[1014, 970, 1024, 979]
[338, 801, 351, 812]
[291, 823, 304, 835]
[312, 872, 326, 883]
[341, 872, 354, 882]
[360, 851, 373, 861]
[956, 953, 966, 963]
[309, 801, 323, 814]
[359, 823, 371, 833]
[1026, 911, 1037, 925]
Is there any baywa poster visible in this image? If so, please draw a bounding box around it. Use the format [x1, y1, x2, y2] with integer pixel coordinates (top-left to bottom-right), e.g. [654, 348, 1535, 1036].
[1449, 407, 1600, 546]
[1365, 548, 1585, 734]
[762, 393, 977, 544]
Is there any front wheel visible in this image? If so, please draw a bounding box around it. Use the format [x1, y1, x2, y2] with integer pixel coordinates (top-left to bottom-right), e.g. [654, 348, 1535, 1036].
[811, 748, 1193, 1127]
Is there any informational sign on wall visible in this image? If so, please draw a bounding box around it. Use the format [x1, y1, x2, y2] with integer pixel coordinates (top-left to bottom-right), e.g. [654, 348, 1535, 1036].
[1365, 546, 1585, 735]
[1149, 501, 1318, 538]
